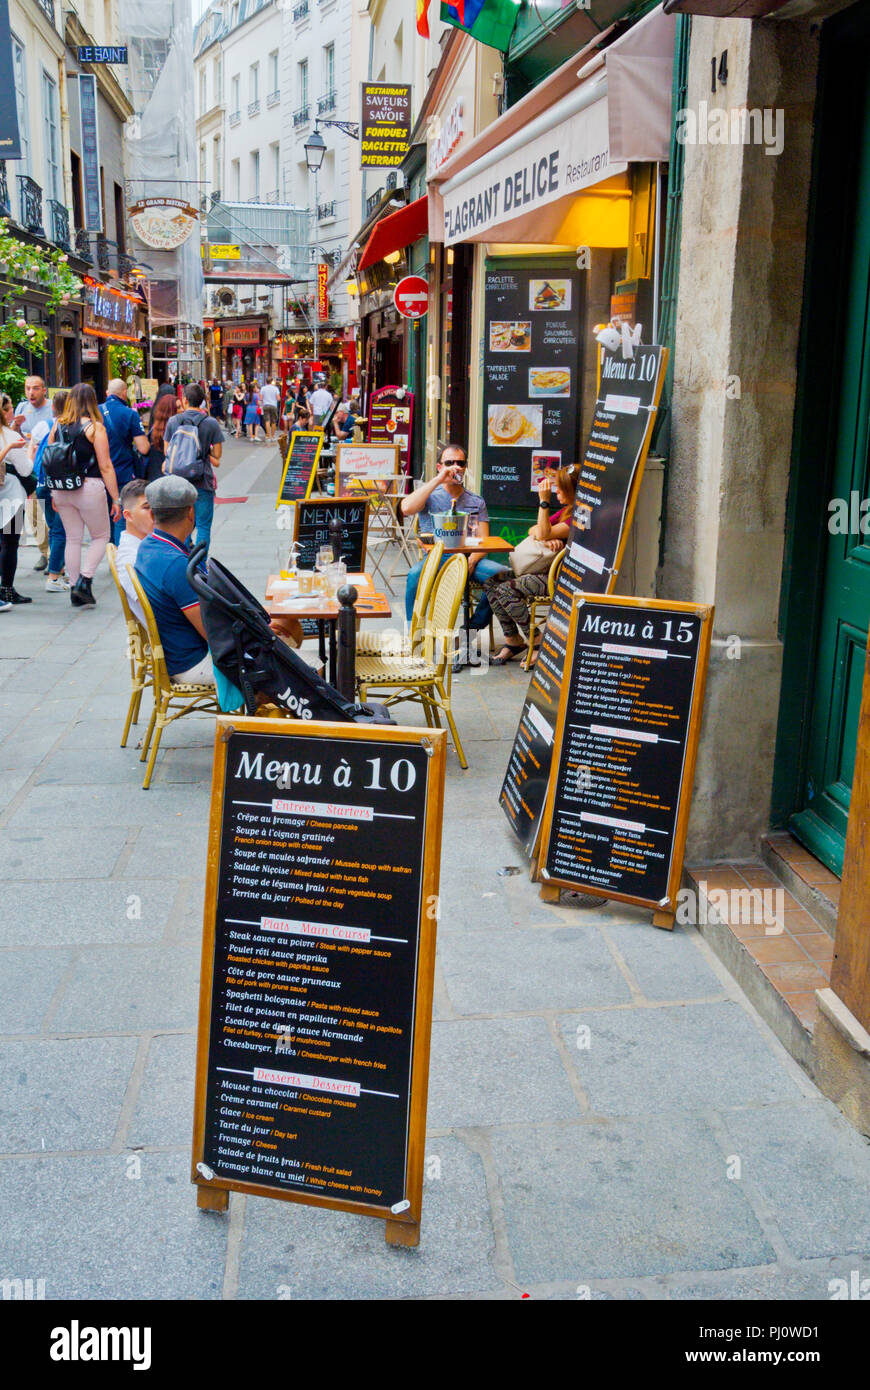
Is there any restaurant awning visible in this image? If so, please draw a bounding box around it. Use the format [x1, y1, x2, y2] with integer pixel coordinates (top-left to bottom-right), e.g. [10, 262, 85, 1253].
[429, 5, 675, 247]
[358, 196, 428, 270]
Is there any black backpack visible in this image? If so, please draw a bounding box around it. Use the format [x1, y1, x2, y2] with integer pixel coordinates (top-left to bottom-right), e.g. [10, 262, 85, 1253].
[41, 423, 86, 491]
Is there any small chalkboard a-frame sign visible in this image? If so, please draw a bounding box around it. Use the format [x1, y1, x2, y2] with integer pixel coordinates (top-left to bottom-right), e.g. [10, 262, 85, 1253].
[537, 594, 713, 929]
[276, 431, 323, 507]
[191, 717, 447, 1247]
[292, 496, 370, 570]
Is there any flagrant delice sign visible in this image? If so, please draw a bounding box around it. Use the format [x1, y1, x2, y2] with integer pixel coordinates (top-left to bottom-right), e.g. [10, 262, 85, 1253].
[441, 96, 626, 246]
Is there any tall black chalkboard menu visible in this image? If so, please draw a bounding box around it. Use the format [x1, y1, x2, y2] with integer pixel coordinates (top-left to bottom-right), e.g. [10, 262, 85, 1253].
[276, 431, 323, 506]
[192, 718, 446, 1247]
[538, 596, 713, 911]
[500, 342, 669, 855]
[481, 260, 583, 509]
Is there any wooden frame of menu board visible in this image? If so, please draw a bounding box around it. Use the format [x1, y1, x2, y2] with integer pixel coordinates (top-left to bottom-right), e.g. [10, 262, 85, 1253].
[191, 717, 446, 1248]
[335, 441, 400, 498]
[536, 594, 713, 928]
[275, 430, 324, 508]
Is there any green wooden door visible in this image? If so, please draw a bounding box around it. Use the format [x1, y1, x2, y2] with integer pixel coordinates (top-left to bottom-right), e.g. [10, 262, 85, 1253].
[791, 26, 870, 873]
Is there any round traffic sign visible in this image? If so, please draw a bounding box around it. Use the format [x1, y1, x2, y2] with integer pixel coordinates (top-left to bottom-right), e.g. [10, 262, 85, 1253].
[393, 275, 428, 320]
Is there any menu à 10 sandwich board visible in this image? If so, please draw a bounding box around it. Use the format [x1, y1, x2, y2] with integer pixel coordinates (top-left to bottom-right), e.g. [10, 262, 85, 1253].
[192, 718, 446, 1247]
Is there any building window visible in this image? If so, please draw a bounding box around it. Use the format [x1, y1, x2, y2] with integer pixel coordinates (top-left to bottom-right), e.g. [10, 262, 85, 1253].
[231, 73, 240, 112]
[214, 56, 222, 103]
[298, 59, 307, 108]
[199, 143, 206, 188]
[249, 62, 259, 103]
[271, 142, 280, 199]
[269, 49, 279, 94]
[231, 157, 240, 200]
[251, 149, 260, 200]
[214, 135, 222, 192]
[41, 69, 60, 202]
[11, 38, 29, 181]
[231, 1, 239, 25]
[323, 43, 334, 97]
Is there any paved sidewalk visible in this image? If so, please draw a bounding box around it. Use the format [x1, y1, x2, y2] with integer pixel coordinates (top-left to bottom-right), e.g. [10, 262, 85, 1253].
[1, 439, 869, 1301]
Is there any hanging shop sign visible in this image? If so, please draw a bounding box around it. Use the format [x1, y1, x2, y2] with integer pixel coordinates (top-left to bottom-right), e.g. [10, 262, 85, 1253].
[482, 262, 582, 510]
[427, 99, 464, 178]
[393, 276, 428, 320]
[77, 45, 128, 64]
[0, 0, 22, 159]
[441, 96, 625, 247]
[128, 196, 199, 251]
[222, 324, 261, 347]
[82, 278, 139, 343]
[537, 595, 713, 917]
[500, 342, 668, 856]
[317, 262, 329, 321]
[79, 73, 102, 233]
[192, 717, 446, 1247]
[368, 387, 414, 475]
[360, 82, 412, 169]
[205, 243, 241, 260]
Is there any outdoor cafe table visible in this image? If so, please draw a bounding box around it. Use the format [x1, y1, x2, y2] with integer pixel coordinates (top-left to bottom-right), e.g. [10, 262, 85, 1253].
[264, 571, 392, 684]
[421, 536, 515, 666]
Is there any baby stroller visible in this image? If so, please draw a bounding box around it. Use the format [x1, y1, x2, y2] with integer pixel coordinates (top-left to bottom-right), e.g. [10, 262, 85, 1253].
[186, 546, 392, 725]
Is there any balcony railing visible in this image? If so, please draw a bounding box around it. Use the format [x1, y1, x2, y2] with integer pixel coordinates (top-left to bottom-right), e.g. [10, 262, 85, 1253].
[317, 200, 335, 221]
[229, 109, 241, 127]
[247, 99, 260, 117]
[386, 170, 399, 191]
[0, 163, 10, 218]
[34, 0, 55, 25]
[292, 105, 309, 128]
[365, 187, 384, 216]
[118, 252, 134, 281]
[48, 199, 70, 251]
[74, 228, 92, 264]
[267, 89, 280, 108]
[293, 0, 309, 19]
[17, 176, 45, 236]
[96, 234, 111, 273]
[317, 91, 336, 115]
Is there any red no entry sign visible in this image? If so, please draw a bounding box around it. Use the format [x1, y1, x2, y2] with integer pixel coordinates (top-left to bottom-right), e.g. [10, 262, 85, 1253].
[393, 276, 428, 320]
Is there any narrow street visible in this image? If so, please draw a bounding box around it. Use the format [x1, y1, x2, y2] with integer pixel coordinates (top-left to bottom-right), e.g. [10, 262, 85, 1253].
[1, 438, 868, 1301]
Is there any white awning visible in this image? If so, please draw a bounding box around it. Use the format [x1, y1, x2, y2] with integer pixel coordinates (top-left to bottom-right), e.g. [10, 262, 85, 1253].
[429, 6, 675, 247]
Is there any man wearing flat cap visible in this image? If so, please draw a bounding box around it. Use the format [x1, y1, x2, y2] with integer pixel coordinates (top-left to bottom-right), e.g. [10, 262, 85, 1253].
[134, 475, 215, 685]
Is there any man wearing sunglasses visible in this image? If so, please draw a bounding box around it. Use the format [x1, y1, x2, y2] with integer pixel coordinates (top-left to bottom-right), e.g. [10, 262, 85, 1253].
[400, 443, 508, 622]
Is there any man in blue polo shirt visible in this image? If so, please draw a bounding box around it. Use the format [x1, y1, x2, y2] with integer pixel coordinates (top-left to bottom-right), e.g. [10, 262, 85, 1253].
[101, 378, 150, 543]
[135, 476, 215, 686]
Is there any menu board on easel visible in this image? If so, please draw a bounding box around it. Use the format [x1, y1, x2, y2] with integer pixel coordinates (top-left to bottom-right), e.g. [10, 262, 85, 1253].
[368, 387, 414, 476]
[292, 496, 369, 570]
[276, 431, 323, 506]
[481, 261, 583, 509]
[191, 717, 446, 1247]
[500, 342, 668, 856]
[537, 595, 713, 916]
[335, 442, 400, 498]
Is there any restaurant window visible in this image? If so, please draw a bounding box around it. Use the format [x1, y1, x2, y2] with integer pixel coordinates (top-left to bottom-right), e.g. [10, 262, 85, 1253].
[41, 69, 60, 203]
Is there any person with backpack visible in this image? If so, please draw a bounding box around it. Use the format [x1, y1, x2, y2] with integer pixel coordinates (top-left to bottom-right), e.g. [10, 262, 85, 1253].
[162, 382, 222, 556]
[100, 379, 150, 544]
[44, 383, 121, 608]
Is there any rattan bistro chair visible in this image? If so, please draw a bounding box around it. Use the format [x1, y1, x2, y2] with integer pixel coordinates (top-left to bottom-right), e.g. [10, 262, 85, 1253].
[356, 539, 444, 660]
[356, 552, 469, 768]
[126, 565, 220, 790]
[106, 543, 153, 748]
[524, 548, 566, 670]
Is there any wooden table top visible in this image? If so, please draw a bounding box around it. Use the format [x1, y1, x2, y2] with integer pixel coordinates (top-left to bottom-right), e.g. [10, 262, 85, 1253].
[265, 571, 391, 620]
[421, 536, 514, 555]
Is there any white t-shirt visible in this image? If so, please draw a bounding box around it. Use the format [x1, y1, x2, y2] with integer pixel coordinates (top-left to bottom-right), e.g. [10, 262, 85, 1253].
[115, 529, 145, 625]
[0, 423, 32, 525]
[309, 388, 333, 417]
[260, 383, 280, 409]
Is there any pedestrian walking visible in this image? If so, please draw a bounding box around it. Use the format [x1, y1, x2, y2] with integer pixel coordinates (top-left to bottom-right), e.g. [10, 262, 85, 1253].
[145, 394, 177, 482]
[14, 375, 53, 572]
[209, 378, 224, 420]
[100, 378, 150, 543]
[231, 385, 246, 439]
[260, 378, 280, 441]
[47, 383, 121, 608]
[0, 394, 35, 608]
[163, 382, 223, 555]
[29, 390, 69, 593]
[244, 383, 263, 442]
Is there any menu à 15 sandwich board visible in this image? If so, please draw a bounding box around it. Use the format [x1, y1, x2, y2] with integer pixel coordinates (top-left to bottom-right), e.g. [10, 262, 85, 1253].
[537, 595, 713, 926]
[500, 341, 669, 857]
[192, 718, 446, 1247]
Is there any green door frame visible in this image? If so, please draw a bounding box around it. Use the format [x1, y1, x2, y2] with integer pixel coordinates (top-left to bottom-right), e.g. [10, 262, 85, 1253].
[771, 3, 870, 869]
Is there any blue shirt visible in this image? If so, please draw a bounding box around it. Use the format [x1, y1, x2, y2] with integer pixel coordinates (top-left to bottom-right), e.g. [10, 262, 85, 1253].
[100, 393, 146, 486]
[419, 484, 489, 531]
[134, 528, 208, 677]
[15, 399, 53, 438]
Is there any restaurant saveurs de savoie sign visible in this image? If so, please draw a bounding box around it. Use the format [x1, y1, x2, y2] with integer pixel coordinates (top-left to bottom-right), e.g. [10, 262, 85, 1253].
[441, 96, 625, 246]
[360, 83, 411, 169]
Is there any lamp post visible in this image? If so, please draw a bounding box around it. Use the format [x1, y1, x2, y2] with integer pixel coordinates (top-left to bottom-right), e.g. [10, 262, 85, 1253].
[303, 124, 327, 371]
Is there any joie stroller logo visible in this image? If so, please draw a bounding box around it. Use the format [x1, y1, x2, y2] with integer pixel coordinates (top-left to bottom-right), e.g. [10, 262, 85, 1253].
[50, 1321, 152, 1370]
[276, 687, 313, 719]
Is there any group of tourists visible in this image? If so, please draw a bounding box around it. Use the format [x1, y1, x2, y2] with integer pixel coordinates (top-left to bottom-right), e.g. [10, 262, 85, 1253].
[0, 375, 222, 613]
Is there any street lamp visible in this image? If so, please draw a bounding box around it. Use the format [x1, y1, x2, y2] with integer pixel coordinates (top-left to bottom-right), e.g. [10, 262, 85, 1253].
[304, 124, 328, 366]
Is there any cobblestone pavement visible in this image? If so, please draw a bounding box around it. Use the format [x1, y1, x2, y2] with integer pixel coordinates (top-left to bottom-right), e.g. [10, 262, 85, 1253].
[1, 439, 869, 1300]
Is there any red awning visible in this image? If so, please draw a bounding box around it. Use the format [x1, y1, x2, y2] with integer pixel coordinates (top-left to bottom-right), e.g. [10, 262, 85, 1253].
[358, 196, 428, 270]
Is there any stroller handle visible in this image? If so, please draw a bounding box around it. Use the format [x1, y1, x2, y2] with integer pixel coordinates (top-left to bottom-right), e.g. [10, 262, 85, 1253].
[186, 542, 210, 598]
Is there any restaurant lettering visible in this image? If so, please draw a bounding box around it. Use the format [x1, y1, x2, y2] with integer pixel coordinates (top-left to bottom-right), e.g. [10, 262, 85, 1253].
[443, 152, 559, 241]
